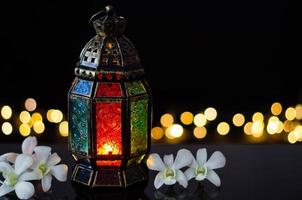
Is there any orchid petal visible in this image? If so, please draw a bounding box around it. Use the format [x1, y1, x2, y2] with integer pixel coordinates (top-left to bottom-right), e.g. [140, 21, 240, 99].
[176, 170, 188, 188]
[146, 153, 165, 171]
[47, 153, 61, 167]
[0, 153, 18, 163]
[154, 171, 165, 189]
[14, 154, 33, 176]
[42, 174, 52, 192]
[173, 149, 193, 169]
[184, 167, 196, 181]
[206, 169, 221, 187]
[0, 162, 13, 175]
[51, 164, 68, 182]
[34, 146, 51, 163]
[163, 154, 174, 168]
[0, 183, 14, 197]
[15, 181, 35, 199]
[22, 136, 37, 155]
[196, 148, 207, 166]
[204, 151, 226, 170]
[19, 170, 42, 181]
[163, 176, 176, 185]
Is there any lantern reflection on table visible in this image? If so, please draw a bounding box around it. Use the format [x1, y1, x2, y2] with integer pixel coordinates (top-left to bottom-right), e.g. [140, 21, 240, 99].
[68, 5, 152, 187]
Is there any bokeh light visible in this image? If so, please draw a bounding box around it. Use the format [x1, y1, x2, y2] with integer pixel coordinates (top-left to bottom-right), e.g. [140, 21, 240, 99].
[25, 98, 37, 112]
[271, 102, 282, 116]
[165, 124, 183, 139]
[232, 113, 245, 127]
[283, 120, 294, 132]
[31, 112, 43, 122]
[19, 111, 31, 124]
[160, 113, 174, 127]
[19, 123, 31, 137]
[288, 131, 297, 144]
[244, 122, 253, 135]
[252, 112, 264, 122]
[50, 110, 63, 123]
[193, 127, 207, 139]
[217, 122, 230, 135]
[251, 120, 264, 137]
[151, 126, 164, 140]
[2, 122, 13, 135]
[59, 121, 69, 137]
[295, 104, 302, 120]
[194, 113, 207, 127]
[1, 105, 12, 120]
[267, 116, 280, 135]
[285, 107, 296, 120]
[204, 107, 217, 121]
[33, 121, 45, 134]
[180, 111, 194, 125]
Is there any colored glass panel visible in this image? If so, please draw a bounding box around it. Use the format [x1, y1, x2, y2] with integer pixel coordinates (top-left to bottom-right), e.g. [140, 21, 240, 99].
[96, 160, 122, 167]
[96, 83, 123, 97]
[96, 102, 122, 156]
[72, 79, 93, 96]
[69, 96, 89, 154]
[125, 81, 146, 96]
[130, 98, 148, 155]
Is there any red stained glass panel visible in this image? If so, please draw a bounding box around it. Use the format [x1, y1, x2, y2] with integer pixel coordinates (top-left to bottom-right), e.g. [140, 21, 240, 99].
[96, 102, 122, 157]
[96, 160, 121, 167]
[96, 83, 123, 97]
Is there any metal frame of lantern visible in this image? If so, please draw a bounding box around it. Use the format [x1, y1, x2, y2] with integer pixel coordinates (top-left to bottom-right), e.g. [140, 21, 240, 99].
[68, 5, 152, 188]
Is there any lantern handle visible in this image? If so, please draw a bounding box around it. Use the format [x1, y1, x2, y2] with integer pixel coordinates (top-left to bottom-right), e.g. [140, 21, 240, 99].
[88, 5, 115, 26]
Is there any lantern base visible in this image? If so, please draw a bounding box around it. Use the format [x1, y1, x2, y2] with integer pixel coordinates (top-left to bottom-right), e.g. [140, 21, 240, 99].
[71, 163, 148, 188]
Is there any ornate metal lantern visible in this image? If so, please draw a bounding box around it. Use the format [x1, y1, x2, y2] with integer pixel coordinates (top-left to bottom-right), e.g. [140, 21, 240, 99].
[68, 5, 152, 187]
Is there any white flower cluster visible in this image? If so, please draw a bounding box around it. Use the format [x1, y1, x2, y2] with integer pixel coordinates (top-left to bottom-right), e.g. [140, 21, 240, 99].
[147, 148, 226, 189]
[0, 136, 68, 199]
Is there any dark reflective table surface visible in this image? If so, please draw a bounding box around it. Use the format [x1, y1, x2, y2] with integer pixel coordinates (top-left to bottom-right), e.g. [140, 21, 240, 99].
[1, 143, 302, 200]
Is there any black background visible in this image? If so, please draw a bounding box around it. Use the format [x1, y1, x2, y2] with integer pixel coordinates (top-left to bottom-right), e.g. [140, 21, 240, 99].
[0, 0, 291, 122]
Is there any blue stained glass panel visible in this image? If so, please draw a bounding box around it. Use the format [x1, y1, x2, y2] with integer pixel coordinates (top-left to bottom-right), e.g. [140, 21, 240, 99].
[72, 79, 93, 96]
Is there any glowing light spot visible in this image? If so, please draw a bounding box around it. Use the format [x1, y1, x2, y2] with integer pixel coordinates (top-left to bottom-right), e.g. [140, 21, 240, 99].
[283, 120, 294, 132]
[47, 109, 54, 122]
[251, 120, 264, 138]
[59, 121, 69, 137]
[165, 124, 184, 139]
[31, 112, 42, 122]
[2, 122, 13, 135]
[33, 121, 45, 134]
[217, 122, 230, 135]
[267, 116, 280, 135]
[285, 107, 296, 120]
[204, 107, 217, 121]
[244, 122, 253, 135]
[19, 111, 31, 124]
[252, 112, 264, 122]
[193, 127, 207, 139]
[151, 126, 164, 140]
[288, 131, 297, 144]
[180, 111, 194, 125]
[232, 113, 245, 127]
[19, 124, 31, 137]
[194, 113, 207, 127]
[1, 105, 12, 120]
[98, 141, 120, 155]
[160, 114, 174, 127]
[294, 126, 302, 141]
[50, 110, 63, 123]
[271, 102, 282, 116]
[295, 104, 302, 120]
[25, 98, 37, 112]
[276, 121, 284, 134]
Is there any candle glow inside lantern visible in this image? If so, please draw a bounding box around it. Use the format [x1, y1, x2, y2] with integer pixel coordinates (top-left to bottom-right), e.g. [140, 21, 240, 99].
[68, 6, 152, 187]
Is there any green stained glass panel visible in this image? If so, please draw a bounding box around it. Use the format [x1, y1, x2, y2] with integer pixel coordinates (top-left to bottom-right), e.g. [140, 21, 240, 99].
[125, 81, 146, 96]
[130, 98, 148, 155]
[69, 96, 89, 154]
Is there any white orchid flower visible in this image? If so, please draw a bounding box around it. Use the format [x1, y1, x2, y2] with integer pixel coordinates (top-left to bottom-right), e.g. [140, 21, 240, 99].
[32, 146, 68, 192]
[0, 154, 41, 199]
[147, 149, 193, 189]
[184, 148, 226, 187]
[0, 136, 37, 163]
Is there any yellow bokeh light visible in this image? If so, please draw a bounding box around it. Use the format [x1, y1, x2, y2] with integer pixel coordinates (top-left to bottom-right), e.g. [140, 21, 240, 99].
[25, 98, 37, 112]
[294, 126, 302, 141]
[276, 121, 284, 134]
[283, 120, 294, 132]
[32, 112, 43, 122]
[59, 121, 69, 137]
[19, 111, 31, 124]
[193, 127, 207, 139]
[285, 107, 296, 121]
[252, 112, 264, 122]
[217, 122, 230, 135]
[232, 113, 245, 127]
[204, 107, 217, 121]
[271, 102, 282, 116]
[180, 111, 194, 125]
[288, 131, 297, 144]
[194, 113, 207, 127]
[170, 124, 183, 138]
[47, 109, 54, 122]
[2, 122, 13, 135]
[251, 120, 264, 137]
[295, 104, 302, 120]
[50, 110, 63, 123]
[33, 121, 45, 134]
[160, 113, 174, 127]
[244, 122, 253, 135]
[151, 126, 164, 140]
[19, 123, 31, 137]
[1, 105, 12, 120]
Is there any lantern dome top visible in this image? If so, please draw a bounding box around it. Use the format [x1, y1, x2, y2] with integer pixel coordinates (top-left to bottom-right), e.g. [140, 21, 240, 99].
[75, 6, 144, 81]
